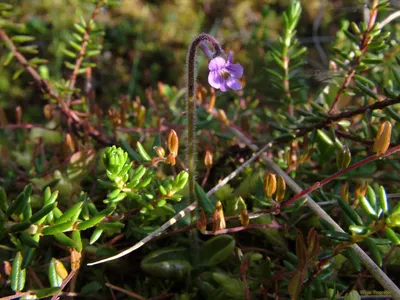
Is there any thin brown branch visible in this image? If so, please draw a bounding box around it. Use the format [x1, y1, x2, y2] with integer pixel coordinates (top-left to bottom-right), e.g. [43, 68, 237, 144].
[0, 29, 58, 100]
[0, 292, 35, 300]
[105, 283, 146, 300]
[298, 96, 400, 136]
[0, 28, 112, 145]
[66, 4, 102, 105]
[328, 0, 380, 114]
[51, 269, 78, 300]
[284, 144, 400, 207]
[1, 124, 59, 131]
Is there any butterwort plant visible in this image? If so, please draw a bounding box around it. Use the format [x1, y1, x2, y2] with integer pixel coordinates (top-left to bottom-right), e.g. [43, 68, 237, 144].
[88, 33, 244, 265]
[186, 34, 243, 208]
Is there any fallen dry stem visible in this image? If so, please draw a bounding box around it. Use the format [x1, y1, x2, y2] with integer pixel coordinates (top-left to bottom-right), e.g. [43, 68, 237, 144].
[223, 115, 400, 299]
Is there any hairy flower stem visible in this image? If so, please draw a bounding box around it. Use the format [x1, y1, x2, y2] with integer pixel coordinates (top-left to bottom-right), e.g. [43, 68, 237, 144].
[186, 34, 223, 266]
[186, 34, 223, 206]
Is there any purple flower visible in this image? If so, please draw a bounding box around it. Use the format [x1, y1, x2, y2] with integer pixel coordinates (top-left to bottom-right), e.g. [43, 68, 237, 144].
[208, 51, 243, 92]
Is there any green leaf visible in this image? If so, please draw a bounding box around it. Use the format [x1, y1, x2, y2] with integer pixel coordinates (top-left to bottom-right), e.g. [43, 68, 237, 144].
[141, 247, 191, 279]
[0, 3, 13, 10]
[69, 40, 83, 51]
[10, 252, 26, 292]
[55, 202, 83, 225]
[136, 142, 152, 162]
[198, 235, 235, 267]
[30, 202, 57, 224]
[323, 230, 352, 241]
[20, 232, 39, 248]
[355, 81, 378, 100]
[9, 221, 31, 233]
[195, 183, 214, 215]
[130, 165, 146, 182]
[0, 186, 7, 212]
[212, 272, 245, 299]
[76, 214, 105, 230]
[354, 74, 375, 87]
[337, 197, 364, 226]
[121, 140, 142, 162]
[53, 232, 76, 248]
[348, 225, 369, 235]
[90, 228, 103, 244]
[344, 248, 361, 272]
[6, 191, 27, 217]
[359, 196, 378, 220]
[86, 50, 101, 57]
[11, 35, 36, 43]
[34, 287, 61, 299]
[343, 29, 359, 43]
[19, 45, 39, 54]
[385, 227, 400, 245]
[42, 220, 74, 235]
[62, 48, 77, 58]
[364, 238, 382, 266]
[378, 186, 389, 214]
[21, 245, 36, 269]
[48, 258, 63, 287]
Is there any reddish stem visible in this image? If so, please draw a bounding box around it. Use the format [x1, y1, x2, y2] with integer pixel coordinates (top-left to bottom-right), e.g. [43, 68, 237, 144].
[284, 144, 400, 207]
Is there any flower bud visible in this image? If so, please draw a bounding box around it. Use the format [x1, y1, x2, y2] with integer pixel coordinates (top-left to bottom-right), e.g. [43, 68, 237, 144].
[3, 260, 11, 276]
[137, 105, 146, 128]
[240, 209, 249, 227]
[336, 145, 351, 170]
[212, 201, 226, 233]
[240, 115, 250, 132]
[165, 154, 176, 166]
[373, 121, 391, 154]
[0, 107, 8, 126]
[168, 130, 179, 157]
[196, 86, 207, 105]
[207, 89, 216, 113]
[204, 150, 213, 168]
[70, 249, 81, 271]
[286, 147, 297, 168]
[158, 81, 165, 96]
[355, 182, 368, 202]
[300, 147, 314, 163]
[65, 133, 75, 152]
[340, 182, 349, 203]
[276, 175, 286, 202]
[54, 259, 68, 280]
[154, 146, 165, 158]
[351, 22, 361, 35]
[217, 109, 229, 125]
[196, 210, 207, 233]
[15, 106, 22, 124]
[263, 173, 277, 198]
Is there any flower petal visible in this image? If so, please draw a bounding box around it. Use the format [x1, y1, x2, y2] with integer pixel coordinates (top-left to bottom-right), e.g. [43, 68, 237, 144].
[226, 51, 233, 64]
[208, 57, 226, 71]
[226, 63, 243, 79]
[208, 71, 223, 89]
[226, 78, 242, 90]
[220, 82, 228, 92]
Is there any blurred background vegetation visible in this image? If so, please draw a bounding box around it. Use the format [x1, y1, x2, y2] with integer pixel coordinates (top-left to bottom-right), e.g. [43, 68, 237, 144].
[1, 0, 400, 299]
[0, 0, 365, 114]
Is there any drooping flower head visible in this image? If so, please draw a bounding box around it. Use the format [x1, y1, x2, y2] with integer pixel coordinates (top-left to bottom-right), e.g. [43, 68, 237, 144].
[208, 51, 243, 92]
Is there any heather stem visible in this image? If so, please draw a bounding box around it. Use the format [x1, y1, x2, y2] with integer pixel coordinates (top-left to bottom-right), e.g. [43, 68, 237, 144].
[186, 34, 223, 207]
